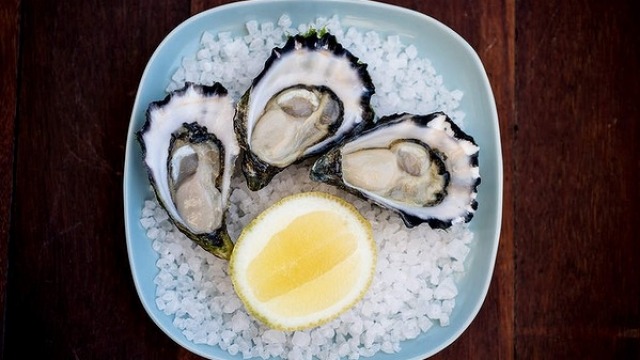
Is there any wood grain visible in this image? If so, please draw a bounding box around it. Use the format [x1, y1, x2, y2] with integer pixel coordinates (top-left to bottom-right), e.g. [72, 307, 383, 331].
[0, 0, 20, 355]
[5, 0, 190, 358]
[515, 0, 640, 357]
[2, 0, 638, 359]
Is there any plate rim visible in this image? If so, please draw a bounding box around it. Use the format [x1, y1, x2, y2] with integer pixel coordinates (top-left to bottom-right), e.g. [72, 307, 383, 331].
[123, 0, 503, 359]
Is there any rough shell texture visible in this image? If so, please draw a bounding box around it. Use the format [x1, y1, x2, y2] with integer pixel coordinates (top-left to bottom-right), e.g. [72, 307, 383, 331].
[137, 83, 238, 259]
[235, 31, 376, 191]
[311, 112, 480, 229]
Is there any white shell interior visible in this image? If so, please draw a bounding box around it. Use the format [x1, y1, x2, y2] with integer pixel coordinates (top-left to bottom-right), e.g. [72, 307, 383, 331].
[342, 114, 480, 223]
[246, 47, 368, 156]
[141, 85, 239, 233]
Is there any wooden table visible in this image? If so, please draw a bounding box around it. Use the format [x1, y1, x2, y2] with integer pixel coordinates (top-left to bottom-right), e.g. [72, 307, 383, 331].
[1, 0, 638, 358]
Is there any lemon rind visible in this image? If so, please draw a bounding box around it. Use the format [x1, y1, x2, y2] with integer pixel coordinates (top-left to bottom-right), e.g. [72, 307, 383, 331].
[229, 191, 377, 331]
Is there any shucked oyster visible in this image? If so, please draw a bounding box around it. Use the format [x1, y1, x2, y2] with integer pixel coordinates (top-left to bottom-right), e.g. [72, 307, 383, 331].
[235, 31, 375, 190]
[311, 112, 481, 229]
[137, 83, 238, 259]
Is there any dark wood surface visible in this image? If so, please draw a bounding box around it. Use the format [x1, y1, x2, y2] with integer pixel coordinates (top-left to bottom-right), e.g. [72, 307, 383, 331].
[1, 0, 637, 358]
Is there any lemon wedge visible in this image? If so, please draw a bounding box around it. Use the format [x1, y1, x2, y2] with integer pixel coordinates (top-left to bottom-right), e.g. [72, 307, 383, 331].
[230, 191, 376, 331]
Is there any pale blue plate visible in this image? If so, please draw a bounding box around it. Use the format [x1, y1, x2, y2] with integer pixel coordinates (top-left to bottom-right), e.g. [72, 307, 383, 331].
[124, 0, 502, 359]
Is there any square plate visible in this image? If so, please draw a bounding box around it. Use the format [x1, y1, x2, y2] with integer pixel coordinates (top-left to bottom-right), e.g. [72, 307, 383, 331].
[123, 0, 502, 359]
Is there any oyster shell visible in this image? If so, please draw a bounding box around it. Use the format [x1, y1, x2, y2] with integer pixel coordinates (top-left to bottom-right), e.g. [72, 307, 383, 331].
[137, 83, 239, 259]
[235, 31, 375, 190]
[311, 112, 480, 229]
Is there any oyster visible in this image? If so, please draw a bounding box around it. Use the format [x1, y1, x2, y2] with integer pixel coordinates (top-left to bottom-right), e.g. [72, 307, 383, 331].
[235, 31, 375, 190]
[137, 83, 239, 259]
[311, 112, 481, 229]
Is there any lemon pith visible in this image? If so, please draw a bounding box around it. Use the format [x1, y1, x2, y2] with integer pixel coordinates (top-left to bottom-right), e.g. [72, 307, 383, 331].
[229, 191, 376, 330]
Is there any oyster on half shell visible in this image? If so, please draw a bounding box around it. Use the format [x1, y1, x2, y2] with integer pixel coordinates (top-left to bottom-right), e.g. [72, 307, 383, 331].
[311, 112, 481, 229]
[235, 31, 375, 191]
[137, 83, 239, 260]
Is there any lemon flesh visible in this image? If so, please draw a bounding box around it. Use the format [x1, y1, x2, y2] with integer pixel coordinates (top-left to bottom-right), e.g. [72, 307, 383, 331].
[230, 192, 376, 331]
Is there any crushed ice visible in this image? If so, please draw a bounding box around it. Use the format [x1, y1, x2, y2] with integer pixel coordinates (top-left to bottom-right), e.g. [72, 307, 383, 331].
[141, 14, 474, 360]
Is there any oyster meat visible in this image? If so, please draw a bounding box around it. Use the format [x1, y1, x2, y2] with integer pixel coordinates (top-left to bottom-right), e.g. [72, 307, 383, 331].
[137, 83, 239, 259]
[235, 31, 375, 190]
[311, 112, 481, 229]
